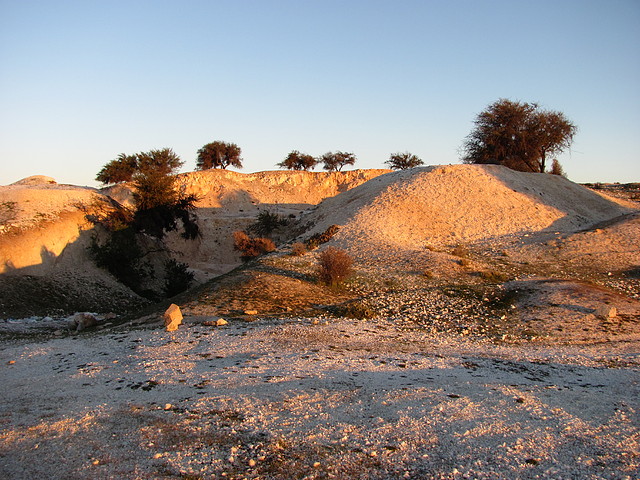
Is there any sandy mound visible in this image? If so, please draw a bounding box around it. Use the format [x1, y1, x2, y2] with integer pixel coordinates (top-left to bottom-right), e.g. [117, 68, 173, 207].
[9, 175, 57, 186]
[301, 165, 636, 257]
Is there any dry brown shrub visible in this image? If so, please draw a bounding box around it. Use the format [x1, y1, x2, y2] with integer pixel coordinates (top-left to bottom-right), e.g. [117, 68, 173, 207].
[291, 242, 307, 256]
[317, 247, 353, 287]
[452, 244, 469, 258]
[233, 231, 276, 259]
[305, 224, 340, 249]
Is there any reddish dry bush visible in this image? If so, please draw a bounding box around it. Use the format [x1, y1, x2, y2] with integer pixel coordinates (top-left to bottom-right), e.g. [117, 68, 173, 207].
[317, 247, 353, 287]
[291, 242, 307, 256]
[233, 231, 276, 259]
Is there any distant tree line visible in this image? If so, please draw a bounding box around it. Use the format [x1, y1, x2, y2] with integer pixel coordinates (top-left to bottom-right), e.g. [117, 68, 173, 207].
[96, 97, 576, 187]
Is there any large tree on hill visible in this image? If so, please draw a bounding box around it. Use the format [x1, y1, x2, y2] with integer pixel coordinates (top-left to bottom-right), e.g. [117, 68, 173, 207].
[131, 148, 199, 239]
[277, 150, 318, 171]
[95, 153, 139, 184]
[461, 99, 577, 173]
[90, 148, 199, 299]
[385, 152, 424, 170]
[320, 151, 356, 172]
[196, 141, 243, 170]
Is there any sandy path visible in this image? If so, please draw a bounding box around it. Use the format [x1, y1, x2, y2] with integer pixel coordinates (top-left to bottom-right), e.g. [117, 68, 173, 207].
[1, 317, 638, 479]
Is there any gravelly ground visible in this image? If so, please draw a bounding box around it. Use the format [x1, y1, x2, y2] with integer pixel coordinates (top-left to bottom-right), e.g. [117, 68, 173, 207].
[1, 311, 638, 480]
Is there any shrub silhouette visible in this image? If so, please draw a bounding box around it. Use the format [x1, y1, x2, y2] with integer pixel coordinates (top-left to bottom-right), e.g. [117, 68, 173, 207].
[317, 247, 353, 287]
[163, 259, 195, 297]
[249, 210, 288, 237]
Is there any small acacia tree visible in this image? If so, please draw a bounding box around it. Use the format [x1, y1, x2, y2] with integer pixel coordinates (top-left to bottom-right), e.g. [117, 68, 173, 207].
[385, 152, 424, 170]
[320, 151, 356, 172]
[277, 150, 318, 171]
[461, 99, 577, 173]
[196, 141, 243, 170]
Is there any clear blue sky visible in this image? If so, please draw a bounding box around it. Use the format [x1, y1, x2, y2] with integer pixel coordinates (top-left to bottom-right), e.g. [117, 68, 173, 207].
[1, 0, 639, 186]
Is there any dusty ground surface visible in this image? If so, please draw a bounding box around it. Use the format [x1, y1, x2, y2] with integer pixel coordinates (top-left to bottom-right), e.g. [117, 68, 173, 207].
[1, 166, 639, 479]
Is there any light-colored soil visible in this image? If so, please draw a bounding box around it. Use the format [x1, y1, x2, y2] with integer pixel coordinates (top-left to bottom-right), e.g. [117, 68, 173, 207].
[0, 166, 639, 479]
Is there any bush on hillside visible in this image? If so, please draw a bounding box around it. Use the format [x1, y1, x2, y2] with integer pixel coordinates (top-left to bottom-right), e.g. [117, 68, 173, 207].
[163, 259, 195, 297]
[249, 210, 289, 237]
[89, 227, 150, 295]
[317, 247, 353, 287]
[291, 242, 307, 256]
[305, 224, 340, 250]
[233, 231, 276, 260]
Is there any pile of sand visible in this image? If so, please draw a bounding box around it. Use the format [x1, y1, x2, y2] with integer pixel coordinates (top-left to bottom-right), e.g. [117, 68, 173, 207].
[301, 165, 636, 256]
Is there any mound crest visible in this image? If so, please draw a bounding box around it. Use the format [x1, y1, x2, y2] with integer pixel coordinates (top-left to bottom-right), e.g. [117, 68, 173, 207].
[302, 165, 636, 255]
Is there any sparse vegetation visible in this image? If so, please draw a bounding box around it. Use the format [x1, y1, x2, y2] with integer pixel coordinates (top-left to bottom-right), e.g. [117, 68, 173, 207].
[461, 98, 577, 173]
[339, 299, 376, 319]
[0, 201, 18, 229]
[163, 259, 195, 297]
[233, 231, 276, 260]
[459, 258, 472, 267]
[480, 270, 510, 283]
[249, 210, 289, 237]
[305, 224, 340, 249]
[452, 244, 469, 258]
[385, 152, 424, 170]
[317, 247, 353, 287]
[320, 151, 356, 172]
[277, 150, 318, 171]
[549, 158, 567, 177]
[89, 149, 200, 298]
[291, 242, 307, 256]
[196, 141, 243, 170]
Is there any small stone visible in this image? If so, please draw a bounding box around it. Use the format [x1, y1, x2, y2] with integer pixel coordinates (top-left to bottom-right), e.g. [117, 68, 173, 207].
[216, 318, 228, 327]
[68, 312, 98, 332]
[244, 310, 258, 315]
[313, 462, 321, 468]
[164, 304, 183, 332]
[164, 403, 172, 410]
[153, 453, 163, 459]
[594, 306, 617, 319]
[7, 360, 15, 365]
[248, 459, 257, 467]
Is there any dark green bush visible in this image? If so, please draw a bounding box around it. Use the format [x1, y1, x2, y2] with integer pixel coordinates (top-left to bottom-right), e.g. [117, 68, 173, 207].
[164, 259, 195, 297]
[89, 227, 149, 294]
[249, 210, 288, 237]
